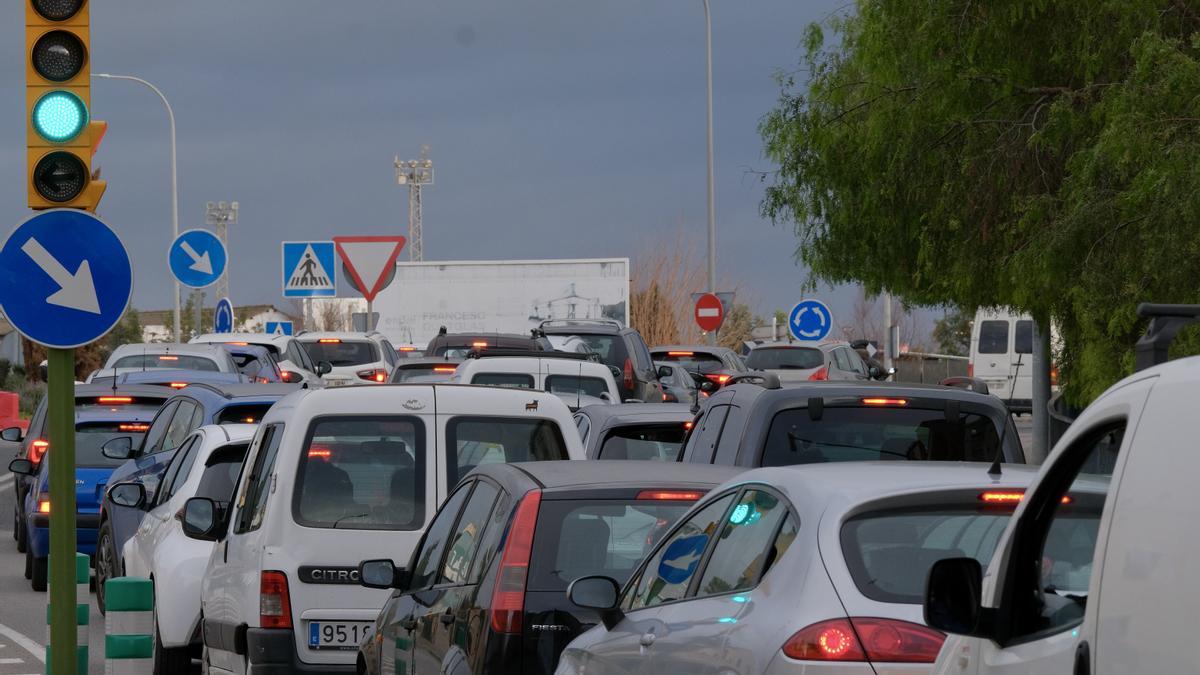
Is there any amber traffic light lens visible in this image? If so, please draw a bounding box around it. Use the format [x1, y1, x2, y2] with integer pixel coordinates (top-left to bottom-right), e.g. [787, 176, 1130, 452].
[32, 30, 86, 82]
[31, 0, 85, 21]
[32, 151, 86, 202]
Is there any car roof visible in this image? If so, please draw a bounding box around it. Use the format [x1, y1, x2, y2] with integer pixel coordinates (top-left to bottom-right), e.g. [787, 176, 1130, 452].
[196, 422, 258, 443]
[725, 379, 1008, 409]
[260, 382, 572, 423]
[107, 370, 244, 387]
[110, 342, 231, 358]
[73, 383, 175, 399]
[178, 382, 300, 400]
[538, 320, 625, 335]
[296, 331, 380, 341]
[192, 333, 290, 346]
[432, 333, 536, 342]
[396, 357, 463, 367]
[478, 460, 743, 492]
[578, 402, 694, 423]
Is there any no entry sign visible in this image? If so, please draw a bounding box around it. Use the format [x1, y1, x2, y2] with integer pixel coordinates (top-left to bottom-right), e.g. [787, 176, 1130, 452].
[694, 292, 724, 332]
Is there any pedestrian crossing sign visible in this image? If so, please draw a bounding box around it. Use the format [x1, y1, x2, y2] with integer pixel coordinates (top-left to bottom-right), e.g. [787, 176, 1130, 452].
[282, 241, 337, 298]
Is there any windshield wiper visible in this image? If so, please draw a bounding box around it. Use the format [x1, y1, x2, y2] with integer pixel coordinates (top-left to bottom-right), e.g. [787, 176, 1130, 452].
[787, 432, 912, 459]
[332, 513, 369, 529]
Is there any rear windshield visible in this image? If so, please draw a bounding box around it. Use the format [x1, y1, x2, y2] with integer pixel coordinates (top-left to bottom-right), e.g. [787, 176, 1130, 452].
[194, 444, 249, 503]
[214, 403, 275, 425]
[569, 335, 624, 368]
[301, 340, 378, 367]
[113, 354, 219, 371]
[230, 353, 278, 381]
[842, 501, 1100, 604]
[293, 416, 426, 530]
[598, 424, 687, 461]
[528, 498, 693, 591]
[470, 372, 534, 389]
[745, 347, 823, 370]
[446, 416, 569, 487]
[653, 351, 724, 374]
[545, 374, 609, 398]
[76, 422, 150, 466]
[761, 405, 1001, 466]
[392, 364, 458, 382]
[978, 321, 1009, 354]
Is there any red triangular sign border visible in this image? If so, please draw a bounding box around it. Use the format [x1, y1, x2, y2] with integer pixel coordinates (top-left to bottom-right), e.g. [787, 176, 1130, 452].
[332, 235, 407, 303]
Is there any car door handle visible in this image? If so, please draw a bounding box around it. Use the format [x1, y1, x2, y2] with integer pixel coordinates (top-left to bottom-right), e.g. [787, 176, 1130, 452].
[399, 616, 417, 632]
[639, 632, 655, 647]
[439, 609, 455, 626]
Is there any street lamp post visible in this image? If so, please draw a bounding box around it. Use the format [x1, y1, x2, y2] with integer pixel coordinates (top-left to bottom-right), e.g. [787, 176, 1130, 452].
[702, 0, 717, 345]
[93, 73, 181, 342]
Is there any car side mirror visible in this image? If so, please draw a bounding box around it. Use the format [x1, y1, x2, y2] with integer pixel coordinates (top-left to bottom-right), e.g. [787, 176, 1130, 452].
[8, 458, 34, 476]
[1, 426, 24, 442]
[108, 482, 146, 509]
[607, 365, 621, 380]
[359, 559, 409, 590]
[315, 361, 333, 376]
[656, 366, 672, 379]
[924, 557, 989, 637]
[181, 497, 220, 541]
[101, 436, 134, 460]
[868, 365, 882, 379]
[281, 370, 302, 383]
[567, 575, 624, 630]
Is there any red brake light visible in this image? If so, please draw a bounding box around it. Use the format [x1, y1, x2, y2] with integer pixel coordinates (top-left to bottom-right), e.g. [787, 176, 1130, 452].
[861, 397, 907, 406]
[636, 490, 704, 501]
[432, 366, 457, 373]
[157, 355, 178, 361]
[472, 341, 489, 348]
[318, 338, 341, 344]
[308, 446, 332, 460]
[399, 346, 417, 352]
[979, 491, 1071, 505]
[357, 368, 388, 382]
[667, 351, 694, 357]
[808, 366, 828, 381]
[260, 571, 293, 629]
[98, 396, 132, 404]
[783, 618, 944, 663]
[280, 371, 299, 383]
[683, 421, 694, 430]
[38, 495, 51, 514]
[704, 373, 731, 386]
[490, 489, 541, 634]
[118, 424, 150, 432]
[30, 439, 49, 464]
[169, 382, 188, 389]
[967, 363, 974, 378]
[623, 358, 634, 392]
[228, 342, 249, 346]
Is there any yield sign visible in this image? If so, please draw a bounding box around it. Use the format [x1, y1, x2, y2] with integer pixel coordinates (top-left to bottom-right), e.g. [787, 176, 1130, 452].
[332, 236, 406, 303]
[694, 292, 725, 332]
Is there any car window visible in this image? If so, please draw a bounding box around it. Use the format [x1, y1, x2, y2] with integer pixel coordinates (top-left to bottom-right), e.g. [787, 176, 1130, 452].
[631, 335, 654, 372]
[380, 340, 398, 366]
[978, 320, 1009, 355]
[140, 401, 178, 454]
[572, 335, 621, 368]
[1014, 320, 1034, 355]
[194, 444, 250, 503]
[408, 484, 472, 590]
[293, 416, 426, 531]
[529, 498, 694, 591]
[470, 372, 534, 389]
[745, 347, 824, 370]
[301, 340, 378, 367]
[598, 424, 688, 461]
[545, 374, 610, 398]
[160, 435, 201, 504]
[687, 405, 730, 464]
[215, 403, 274, 425]
[627, 493, 735, 610]
[574, 413, 590, 446]
[846, 350, 869, 375]
[1009, 425, 1123, 639]
[653, 351, 726, 375]
[695, 489, 791, 597]
[445, 416, 569, 488]
[761, 405, 1001, 465]
[235, 424, 284, 534]
[161, 400, 199, 454]
[74, 421, 152, 467]
[439, 481, 499, 585]
[112, 354, 221, 371]
[833, 348, 851, 371]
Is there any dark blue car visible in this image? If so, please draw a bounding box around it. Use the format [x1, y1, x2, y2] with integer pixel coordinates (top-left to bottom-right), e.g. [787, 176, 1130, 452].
[7, 384, 172, 591]
[93, 382, 298, 612]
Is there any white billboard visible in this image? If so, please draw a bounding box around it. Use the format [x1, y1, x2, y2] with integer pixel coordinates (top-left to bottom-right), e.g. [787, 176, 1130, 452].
[373, 258, 629, 346]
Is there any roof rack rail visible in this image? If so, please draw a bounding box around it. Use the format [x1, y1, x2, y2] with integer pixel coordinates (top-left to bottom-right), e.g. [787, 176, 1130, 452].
[464, 348, 599, 362]
[1135, 303, 1200, 371]
[726, 372, 782, 390]
[536, 318, 625, 330]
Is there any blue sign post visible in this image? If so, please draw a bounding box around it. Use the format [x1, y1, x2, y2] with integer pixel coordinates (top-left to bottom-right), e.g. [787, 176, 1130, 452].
[788, 299, 834, 342]
[265, 321, 294, 336]
[0, 210, 132, 349]
[214, 297, 234, 333]
[169, 229, 227, 289]
[282, 241, 337, 298]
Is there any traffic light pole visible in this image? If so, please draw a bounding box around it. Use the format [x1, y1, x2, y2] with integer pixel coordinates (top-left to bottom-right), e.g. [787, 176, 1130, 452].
[47, 347, 78, 675]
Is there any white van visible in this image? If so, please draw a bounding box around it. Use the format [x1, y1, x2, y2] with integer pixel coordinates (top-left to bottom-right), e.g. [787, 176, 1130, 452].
[925, 306, 1200, 674]
[453, 355, 621, 408]
[969, 309, 1037, 412]
[184, 384, 583, 674]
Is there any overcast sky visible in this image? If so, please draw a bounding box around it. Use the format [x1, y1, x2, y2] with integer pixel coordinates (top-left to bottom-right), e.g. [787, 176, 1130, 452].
[0, 1, 896, 332]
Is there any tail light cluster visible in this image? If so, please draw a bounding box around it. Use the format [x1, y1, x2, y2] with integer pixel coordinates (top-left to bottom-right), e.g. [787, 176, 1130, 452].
[490, 490, 542, 635]
[623, 359, 635, 393]
[260, 570, 293, 629]
[357, 368, 388, 383]
[29, 439, 49, 464]
[37, 493, 51, 514]
[783, 617, 944, 663]
[280, 371, 301, 383]
[808, 366, 829, 381]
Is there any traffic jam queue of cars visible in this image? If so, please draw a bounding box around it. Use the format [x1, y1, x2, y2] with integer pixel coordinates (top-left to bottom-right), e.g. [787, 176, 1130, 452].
[5, 310, 1191, 674]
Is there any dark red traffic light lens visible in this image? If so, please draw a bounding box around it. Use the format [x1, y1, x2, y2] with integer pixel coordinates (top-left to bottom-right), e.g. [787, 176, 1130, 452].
[32, 30, 86, 82]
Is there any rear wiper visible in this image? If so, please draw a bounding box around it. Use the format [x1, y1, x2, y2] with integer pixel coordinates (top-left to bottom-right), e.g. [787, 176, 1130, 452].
[332, 513, 369, 529]
[787, 432, 912, 460]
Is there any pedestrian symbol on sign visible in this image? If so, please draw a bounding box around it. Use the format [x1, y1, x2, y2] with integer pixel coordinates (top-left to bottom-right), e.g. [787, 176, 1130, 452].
[289, 247, 330, 288]
[282, 242, 337, 298]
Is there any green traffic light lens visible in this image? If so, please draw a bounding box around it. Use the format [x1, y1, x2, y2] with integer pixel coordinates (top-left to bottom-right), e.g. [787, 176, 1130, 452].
[32, 91, 88, 142]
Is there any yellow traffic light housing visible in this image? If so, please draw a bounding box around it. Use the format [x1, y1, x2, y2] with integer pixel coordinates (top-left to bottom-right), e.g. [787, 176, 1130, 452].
[26, 0, 106, 211]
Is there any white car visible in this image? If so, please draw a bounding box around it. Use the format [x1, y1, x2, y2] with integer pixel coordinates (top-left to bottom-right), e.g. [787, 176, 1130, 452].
[185, 384, 585, 674]
[453, 354, 621, 409]
[111, 424, 257, 672]
[191, 332, 326, 385]
[99, 343, 240, 378]
[924, 304, 1200, 675]
[296, 331, 399, 387]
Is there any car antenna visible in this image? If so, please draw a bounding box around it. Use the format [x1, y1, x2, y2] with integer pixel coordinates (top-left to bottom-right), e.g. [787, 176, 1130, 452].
[988, 351, 1024, 477]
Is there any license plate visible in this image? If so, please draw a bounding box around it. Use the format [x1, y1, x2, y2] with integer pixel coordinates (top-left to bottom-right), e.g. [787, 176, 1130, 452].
[325, 379, 350, 387]
[308, 621, 374, 650]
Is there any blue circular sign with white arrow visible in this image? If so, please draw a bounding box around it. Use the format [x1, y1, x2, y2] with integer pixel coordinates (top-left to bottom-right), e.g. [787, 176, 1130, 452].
[657, 533, 710, 585]
[168, 228, 226, 289]
[0, 209, 133, 349]
[788, 298, 834, 342]
[214, 297, 234, 333]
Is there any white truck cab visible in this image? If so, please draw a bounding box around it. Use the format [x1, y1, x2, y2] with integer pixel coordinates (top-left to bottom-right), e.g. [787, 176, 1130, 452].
[926, 304, 1200, 675]
[186, 383, 583, 674]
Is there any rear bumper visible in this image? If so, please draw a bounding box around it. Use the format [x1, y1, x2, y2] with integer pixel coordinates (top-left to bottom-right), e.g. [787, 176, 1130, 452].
[27, 514, 100, 558]
[245, 628, 355, 674]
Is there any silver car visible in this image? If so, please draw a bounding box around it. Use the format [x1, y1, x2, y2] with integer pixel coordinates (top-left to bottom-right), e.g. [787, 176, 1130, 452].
[557, 462, 1101, 674]
[745, 340, 874, 383]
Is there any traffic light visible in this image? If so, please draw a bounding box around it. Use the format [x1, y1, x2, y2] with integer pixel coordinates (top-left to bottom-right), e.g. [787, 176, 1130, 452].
[26, 0, 106, 211]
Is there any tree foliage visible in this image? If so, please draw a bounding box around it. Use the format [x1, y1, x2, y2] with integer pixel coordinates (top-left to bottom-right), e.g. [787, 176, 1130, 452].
[933, 308, 972, 356]
[761, 0, 1200, 402]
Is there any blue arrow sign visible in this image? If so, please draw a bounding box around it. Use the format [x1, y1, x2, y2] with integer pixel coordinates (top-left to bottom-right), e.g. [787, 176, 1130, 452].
[789, 298, 834, 342]
[169, 229, 227, 289]
[0, 210, 132, 349]
[265, 321, 293, 336]
[214, 297, 234, 333]
[657, 533, 709, 585]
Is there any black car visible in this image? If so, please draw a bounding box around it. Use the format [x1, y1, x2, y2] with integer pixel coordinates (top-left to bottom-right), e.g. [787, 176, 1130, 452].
[535, 320, 662, 403]
[425, 330, 552, 358]
[680, 375, 1025, 467]
[356, 461, 742, 675]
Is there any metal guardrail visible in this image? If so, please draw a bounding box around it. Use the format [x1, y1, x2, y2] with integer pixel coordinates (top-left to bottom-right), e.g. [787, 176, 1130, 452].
[893, 351, 969, 384]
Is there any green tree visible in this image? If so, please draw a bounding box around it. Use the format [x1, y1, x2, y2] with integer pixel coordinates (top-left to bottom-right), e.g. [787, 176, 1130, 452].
[761, 1, 1200, 402]
[105, 307, 143, 353]
[933, 308, 972, 357]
